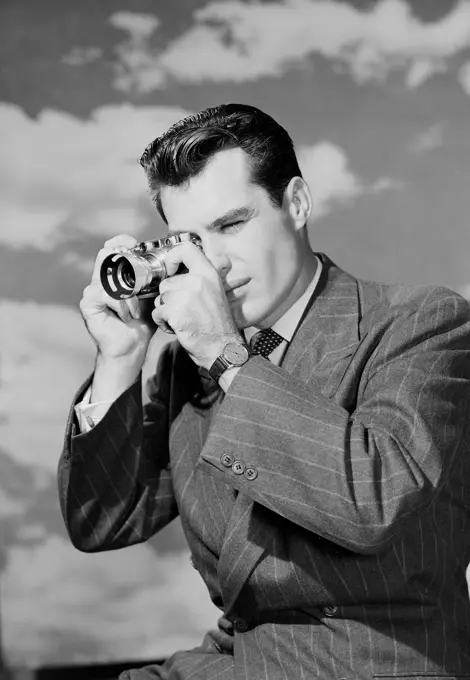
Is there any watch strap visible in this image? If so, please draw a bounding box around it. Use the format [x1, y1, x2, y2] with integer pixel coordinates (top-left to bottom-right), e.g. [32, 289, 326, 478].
[208, 355, 231, 383]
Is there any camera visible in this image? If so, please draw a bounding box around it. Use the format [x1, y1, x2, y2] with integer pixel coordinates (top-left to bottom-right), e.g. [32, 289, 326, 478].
[100, 232, 202, 300]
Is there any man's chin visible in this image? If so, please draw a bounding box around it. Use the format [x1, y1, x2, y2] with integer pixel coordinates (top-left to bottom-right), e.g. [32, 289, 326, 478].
[231, 301, 269, 331]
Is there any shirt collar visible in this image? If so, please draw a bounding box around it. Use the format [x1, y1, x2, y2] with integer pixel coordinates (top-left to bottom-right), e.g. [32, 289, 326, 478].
[244, 255, 322, 344]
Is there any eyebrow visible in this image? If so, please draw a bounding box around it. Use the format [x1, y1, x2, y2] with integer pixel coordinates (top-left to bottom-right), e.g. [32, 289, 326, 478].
[207, 206, 255, 231]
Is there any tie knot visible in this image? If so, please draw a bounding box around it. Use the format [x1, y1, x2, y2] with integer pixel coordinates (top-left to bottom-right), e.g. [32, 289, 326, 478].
[249, 328, 284, 358]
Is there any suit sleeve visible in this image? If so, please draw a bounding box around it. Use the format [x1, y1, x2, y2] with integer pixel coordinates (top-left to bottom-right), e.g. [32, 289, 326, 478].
[58, 343, 178, 552]
[198, 289, 470, 554]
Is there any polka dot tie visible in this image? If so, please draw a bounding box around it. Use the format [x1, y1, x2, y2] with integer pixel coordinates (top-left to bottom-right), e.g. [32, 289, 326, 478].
[249, 328, 284, 358]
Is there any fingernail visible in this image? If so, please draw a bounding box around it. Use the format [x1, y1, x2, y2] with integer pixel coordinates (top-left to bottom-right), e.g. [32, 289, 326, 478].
[134, 308, 141, 319]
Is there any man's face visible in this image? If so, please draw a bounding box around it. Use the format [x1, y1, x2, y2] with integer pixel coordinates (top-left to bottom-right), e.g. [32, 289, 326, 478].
[161, 147, 306, 329]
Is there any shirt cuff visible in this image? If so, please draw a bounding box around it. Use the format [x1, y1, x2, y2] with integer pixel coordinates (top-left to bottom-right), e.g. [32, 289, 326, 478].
[74, 386, 113, 432]
[218, 365, 242, 393]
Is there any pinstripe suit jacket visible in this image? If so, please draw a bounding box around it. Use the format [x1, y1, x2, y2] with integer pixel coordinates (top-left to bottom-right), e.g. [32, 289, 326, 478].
[59, 254, 470, 680]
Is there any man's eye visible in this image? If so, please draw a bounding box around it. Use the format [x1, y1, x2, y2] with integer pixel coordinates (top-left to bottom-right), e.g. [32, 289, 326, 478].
[221, 221, 242, 230]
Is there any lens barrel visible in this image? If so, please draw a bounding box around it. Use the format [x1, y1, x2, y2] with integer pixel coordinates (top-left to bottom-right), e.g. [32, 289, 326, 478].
[100, 251, 164, 300]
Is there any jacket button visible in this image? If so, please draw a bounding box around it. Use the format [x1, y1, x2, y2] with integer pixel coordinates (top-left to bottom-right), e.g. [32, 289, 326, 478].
[244, 466, 258, 481]
[220, 453, 234, 467]
[232, 460, 246, 475]
[323, 605, 338, 617]
[234, 618, 248, 632]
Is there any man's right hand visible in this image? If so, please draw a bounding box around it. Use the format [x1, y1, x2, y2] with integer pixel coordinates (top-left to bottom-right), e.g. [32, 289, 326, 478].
[80, 234, 156, 363]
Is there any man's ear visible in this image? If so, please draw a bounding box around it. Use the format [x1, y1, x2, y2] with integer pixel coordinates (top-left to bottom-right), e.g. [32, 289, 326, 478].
[284, 176, 312, 230]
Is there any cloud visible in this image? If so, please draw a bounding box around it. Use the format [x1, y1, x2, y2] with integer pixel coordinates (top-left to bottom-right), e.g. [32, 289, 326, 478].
[456, 283, 470, 300]
[458, 60, 470, 96]
[0, 103, 190, 250]
[60, 251, 96, 276]
[62, 47, 103, 67]
[110, 11, 160, 39]
[109, 0, 470, 93]
[298, 142, 400, 219]
[2, 535, 219, 665]
[411, 123, 444, 153]
[73, 206, 148, 237]
[2, 202, 69, 245]
[0, 490, 26, 519]
[110, 11, 165, 91]
[0, 300, 96, 473]
[405, 58, 447, 88]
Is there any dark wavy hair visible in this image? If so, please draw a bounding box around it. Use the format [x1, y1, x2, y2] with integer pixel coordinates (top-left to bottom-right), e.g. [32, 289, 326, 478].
[139, 103, 302, 222]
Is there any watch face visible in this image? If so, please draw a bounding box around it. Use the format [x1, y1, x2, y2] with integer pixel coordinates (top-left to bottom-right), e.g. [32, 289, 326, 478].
[224, 342, 249, 365]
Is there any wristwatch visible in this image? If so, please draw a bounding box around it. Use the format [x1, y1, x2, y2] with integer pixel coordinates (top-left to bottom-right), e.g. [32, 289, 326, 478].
[208, 340, 251, 383]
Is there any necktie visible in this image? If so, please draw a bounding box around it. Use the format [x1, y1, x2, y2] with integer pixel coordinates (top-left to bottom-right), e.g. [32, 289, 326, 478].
[249, 328, 284, 358]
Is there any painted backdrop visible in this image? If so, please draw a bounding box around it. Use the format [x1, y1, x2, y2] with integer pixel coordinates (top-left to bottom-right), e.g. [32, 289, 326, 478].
[1, 0, 470, 668]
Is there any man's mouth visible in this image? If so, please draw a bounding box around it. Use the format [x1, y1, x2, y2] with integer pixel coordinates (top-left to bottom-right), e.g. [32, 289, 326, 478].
[225, 278, 250, 299]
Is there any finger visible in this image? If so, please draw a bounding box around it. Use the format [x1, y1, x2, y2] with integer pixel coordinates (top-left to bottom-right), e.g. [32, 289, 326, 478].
[162, 241, 209, 278]
[152, 296, 175, 334]
[157, 277, 184, 297]
[158, 278, 200, 315]
[153, 294, 168, 314]
[109, 299, 133, 323]
[153, 286, 180, 304]
[115, 296, 141, 321]
[104, 234, 139, 250]
[81, 282, 133, 323]
[125, 295, 142, 320]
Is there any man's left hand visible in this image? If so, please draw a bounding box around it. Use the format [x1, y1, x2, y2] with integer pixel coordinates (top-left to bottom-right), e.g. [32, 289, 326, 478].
[151, 241, 242, 368]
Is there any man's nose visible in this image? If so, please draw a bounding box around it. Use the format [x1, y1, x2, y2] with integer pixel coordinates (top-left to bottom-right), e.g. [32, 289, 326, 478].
[204, 240, 230, 276]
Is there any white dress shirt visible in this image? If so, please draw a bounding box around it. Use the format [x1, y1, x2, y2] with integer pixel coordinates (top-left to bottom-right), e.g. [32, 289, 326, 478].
[75, 257, 322, 432]
[244, 255, 322, 367]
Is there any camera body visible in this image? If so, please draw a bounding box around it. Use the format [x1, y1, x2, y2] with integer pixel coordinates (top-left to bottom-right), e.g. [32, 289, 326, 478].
[100, 232, 201, 300]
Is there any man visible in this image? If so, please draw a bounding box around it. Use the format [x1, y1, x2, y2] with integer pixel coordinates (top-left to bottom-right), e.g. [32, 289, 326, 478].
[58, 103, 470, 679]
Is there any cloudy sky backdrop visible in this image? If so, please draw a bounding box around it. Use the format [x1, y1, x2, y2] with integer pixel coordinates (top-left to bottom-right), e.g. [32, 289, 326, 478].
[1, 0, 470, 668]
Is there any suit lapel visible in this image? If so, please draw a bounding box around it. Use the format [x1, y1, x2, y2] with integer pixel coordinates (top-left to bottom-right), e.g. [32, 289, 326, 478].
[216, 255, 362, 615]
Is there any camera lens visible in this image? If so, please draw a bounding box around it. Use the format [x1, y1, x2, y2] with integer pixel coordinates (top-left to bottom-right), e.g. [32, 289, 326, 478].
[117, 259, 136, 290]
[100, 250, 158, 300]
